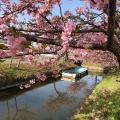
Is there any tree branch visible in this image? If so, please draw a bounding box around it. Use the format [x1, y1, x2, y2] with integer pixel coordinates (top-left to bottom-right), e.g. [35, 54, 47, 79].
[21, 34, 107, 50]
[57, 0, 64, 23]
[39, 13, 57, 30]
[80, 18, 107, 34]
[1, 3, 30, 18]
[17, 28, 107, 34]
[0, 51, 59, 59]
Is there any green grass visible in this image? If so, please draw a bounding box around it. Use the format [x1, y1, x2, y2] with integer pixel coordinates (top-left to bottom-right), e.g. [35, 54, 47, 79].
[72, 69, 120, 120]
[82, 62, 102, 67]
[0, 61, 76, 87]
[0, 62, 75, 90]
[0, 63, 41, 79]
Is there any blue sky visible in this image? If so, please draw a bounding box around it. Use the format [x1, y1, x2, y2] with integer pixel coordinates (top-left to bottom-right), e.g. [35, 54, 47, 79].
[9, 0, 87, 22]
[0, 0, 102, 24]
[53, 0, 86, 15]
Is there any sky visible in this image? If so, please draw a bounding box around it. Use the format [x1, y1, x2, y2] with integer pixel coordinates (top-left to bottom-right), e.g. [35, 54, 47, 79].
[9, 0, 87, 22]
[53, 0, 86, 15]
[0, 0, 105, 23]
[0, 0, 102, 26]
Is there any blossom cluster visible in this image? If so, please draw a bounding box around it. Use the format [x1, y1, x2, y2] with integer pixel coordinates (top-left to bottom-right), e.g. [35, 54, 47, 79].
[61, 21, 76, 49]
[0, 0, 119, 91]
[90, 0, 109, 10]
[19, 79, 35, 89]
[36, 74, 46, 81]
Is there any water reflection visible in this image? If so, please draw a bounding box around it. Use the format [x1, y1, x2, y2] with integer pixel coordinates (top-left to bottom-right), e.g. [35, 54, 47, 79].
[5, 98, 35, 120]
[44, 82, 77, 112]
[0, 75, 102, 120]
[67, 81, 87, 94]
[0, 79, 58, 102]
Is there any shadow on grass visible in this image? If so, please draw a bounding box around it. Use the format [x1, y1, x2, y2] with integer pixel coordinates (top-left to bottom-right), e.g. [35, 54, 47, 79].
[73, 88, 120, 120]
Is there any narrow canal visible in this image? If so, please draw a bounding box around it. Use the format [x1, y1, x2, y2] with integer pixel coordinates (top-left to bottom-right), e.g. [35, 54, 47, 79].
[0, 74, 102, 120]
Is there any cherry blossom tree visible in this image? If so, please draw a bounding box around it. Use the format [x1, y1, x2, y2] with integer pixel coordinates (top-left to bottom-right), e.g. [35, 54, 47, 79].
[0, 0, 120, 78]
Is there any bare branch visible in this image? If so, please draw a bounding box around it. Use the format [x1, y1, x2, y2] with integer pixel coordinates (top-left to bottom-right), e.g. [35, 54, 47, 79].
[57, 0, 64, 23]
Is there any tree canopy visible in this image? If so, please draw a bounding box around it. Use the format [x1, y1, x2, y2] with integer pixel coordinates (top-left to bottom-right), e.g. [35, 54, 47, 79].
[0, 0, 120, 80]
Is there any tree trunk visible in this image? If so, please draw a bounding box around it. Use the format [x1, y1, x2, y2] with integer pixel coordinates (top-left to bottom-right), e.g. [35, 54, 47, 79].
[9, 57, 13, 68]
[107, 0, 116, 49]
[117, 57, 120, 69]
[16, 59, 21, 69]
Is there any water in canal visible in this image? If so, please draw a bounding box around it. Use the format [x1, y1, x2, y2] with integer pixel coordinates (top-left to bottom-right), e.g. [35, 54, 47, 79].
[0, 74, 102, 120]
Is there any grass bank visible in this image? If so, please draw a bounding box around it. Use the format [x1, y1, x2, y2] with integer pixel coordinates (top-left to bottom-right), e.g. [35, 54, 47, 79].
[72, 68, 120, 120]
[0, 61, 76, 90]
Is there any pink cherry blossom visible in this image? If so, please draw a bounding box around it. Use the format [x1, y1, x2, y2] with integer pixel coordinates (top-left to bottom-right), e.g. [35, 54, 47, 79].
[19, 85, 23, 90]
[64, 21, 76, 35]
[76, 7, 87, 14]
[0, 25, 7, 33]
[36, 74, 46, 81]
[0, 0, 119, 90]
[0, 49, 8, 58]
[84, 0, 89, 4]
[61, 32, 69, 41]
[38, 5, 49, 14]
[30, 79, 35, 84]
[24, 84, 31, 88]
[64, 11, 73, 18]
[25, 55, 35, 62]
